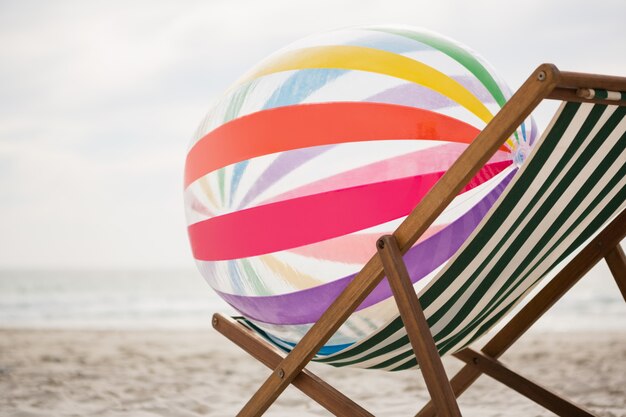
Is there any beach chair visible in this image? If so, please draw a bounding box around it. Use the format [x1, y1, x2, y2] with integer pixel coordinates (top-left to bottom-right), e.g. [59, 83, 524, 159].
[211, 64, 626, 417]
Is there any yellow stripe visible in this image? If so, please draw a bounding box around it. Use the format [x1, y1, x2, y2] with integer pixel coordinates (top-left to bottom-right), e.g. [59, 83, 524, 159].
[198, 176, 220, 209]
[259, 254, 323, 289]
[237, 45, 495, 125]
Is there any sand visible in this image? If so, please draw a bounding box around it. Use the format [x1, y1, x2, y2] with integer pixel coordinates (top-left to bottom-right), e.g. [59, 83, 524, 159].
[1, 327, 624, 417]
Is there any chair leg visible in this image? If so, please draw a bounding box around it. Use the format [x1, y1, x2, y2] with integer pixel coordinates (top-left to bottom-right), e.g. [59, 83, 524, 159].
[234, 257, 388, 416]
[212, 314, 374, 417]
[415, 209, 626, 417]
[454, 349, 595, 417]
[378, 235, 462, 417]
[604, 244, 626, 301]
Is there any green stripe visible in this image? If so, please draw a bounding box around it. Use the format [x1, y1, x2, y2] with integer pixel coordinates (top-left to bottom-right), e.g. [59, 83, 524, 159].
[437, 127, 626, 354]
[367, 347, 414, 370]
[594, 89, 608, 100]
[462, 191, 626, 352]
[223, 81, 257, 124]
[456, 298, 516, 352]
[553, 189, 626, 273]
[239, 258, 273, 295]
[590, 89, 626, 102]
[217, 168, 226, 204]
[238, 318, 293, 354]
[452, 185, 626, 355]
[315, 317, 404, 363]
[431, 103, 611, 342]
[440, 182, 626, 356]
[327, 333, 410, 367]
[422, 103, 581, 320]
[370, 27, 508, 108]
[435, 105, 624, 348]
[391, 356, 419, 371]
[238, 319, 279, 347]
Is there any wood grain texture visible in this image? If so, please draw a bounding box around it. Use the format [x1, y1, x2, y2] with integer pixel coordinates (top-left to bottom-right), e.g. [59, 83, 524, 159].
[454, 349, 595, 417]
[212, 314, 373, 417]
[378, 235, 461, 417]
[558, 71, 626, 91]
[605, 245, 626, 301]
[416, 209, 626, 417]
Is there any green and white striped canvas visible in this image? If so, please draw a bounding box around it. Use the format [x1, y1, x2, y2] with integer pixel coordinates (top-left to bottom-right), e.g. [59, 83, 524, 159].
[238, 101, 626, 371]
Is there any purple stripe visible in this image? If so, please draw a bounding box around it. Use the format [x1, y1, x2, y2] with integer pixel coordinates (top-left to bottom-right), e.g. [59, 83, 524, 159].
[529, 116, 538, 146]
[454, 75, 497, 103]
[366, 75, 495, 110]
[214, 169, 516, 324]
[237, 145, 333, 209]
[367, 83, 455, 109]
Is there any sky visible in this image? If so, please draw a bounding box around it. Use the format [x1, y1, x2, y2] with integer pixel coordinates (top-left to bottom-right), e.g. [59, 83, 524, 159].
[1, 0, 625, 269]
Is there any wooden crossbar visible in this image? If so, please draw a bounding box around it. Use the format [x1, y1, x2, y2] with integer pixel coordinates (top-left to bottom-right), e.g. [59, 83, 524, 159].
[212, 314, 373, 417]
[453, 349, 594, 417]
[416, 209, 626, 417]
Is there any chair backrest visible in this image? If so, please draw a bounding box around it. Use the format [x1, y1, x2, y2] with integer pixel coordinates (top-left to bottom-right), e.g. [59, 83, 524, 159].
[241, 99, 626, 371]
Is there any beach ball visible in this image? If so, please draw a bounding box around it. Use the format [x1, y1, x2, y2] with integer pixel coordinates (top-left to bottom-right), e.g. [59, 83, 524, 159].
[184, 25, 536, 348]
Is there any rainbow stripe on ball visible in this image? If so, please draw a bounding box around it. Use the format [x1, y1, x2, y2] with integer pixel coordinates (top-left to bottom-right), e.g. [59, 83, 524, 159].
[184, 26, 535, 348]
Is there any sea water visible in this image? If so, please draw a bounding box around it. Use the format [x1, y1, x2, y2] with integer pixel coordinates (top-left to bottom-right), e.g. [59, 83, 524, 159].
[0, 269, 235, 329]
[0, 264, 624, 331]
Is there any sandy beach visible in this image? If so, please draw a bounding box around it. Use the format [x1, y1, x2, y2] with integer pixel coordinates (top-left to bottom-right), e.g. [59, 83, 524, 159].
[1, 328, 624, 417]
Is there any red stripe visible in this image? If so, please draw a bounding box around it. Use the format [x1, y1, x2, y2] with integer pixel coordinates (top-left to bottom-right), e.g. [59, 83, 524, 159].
[188, 160, 511, 261]
[184, 102, 487, 188]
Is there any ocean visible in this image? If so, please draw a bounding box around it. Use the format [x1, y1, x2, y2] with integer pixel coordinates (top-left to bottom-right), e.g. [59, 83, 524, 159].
[0, 269, 235, 330]
[0, 264, 624, 332]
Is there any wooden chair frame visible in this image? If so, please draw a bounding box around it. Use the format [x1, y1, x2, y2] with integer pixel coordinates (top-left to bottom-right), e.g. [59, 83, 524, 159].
[211, 64, 626, 417]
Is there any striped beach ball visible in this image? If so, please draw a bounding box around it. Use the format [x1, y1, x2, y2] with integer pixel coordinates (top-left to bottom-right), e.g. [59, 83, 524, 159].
[184, 25, 536, 348]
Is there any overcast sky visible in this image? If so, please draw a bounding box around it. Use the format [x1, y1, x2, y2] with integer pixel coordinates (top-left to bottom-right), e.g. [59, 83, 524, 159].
[1, 0, 625, 269]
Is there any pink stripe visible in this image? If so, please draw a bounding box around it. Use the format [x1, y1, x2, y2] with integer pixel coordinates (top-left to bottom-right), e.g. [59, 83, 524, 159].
[188, 160, 512, 261]
[189, 196, 214, 218]
[263, 144, 510, 204]
[287, 224, 448, 264]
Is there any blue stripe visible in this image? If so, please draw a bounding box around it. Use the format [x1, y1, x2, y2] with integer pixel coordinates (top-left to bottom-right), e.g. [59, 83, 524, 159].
[262, 68, 346, 110]
[279, 338, 354, 356]
[228, 69, 346, 200]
